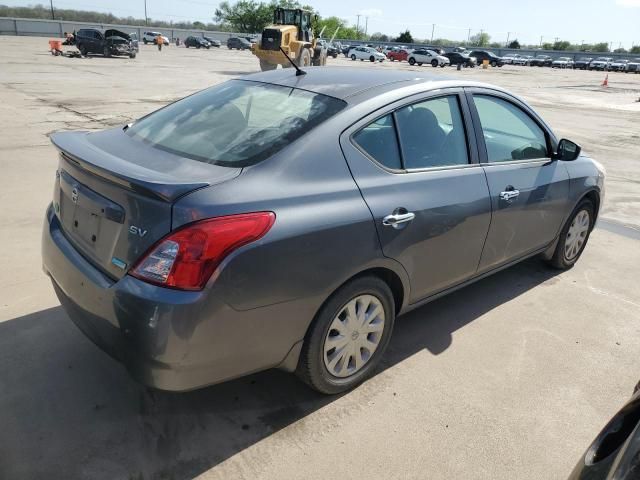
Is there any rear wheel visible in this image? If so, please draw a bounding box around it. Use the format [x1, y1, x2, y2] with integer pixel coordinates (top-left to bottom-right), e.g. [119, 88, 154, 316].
[351, 54, 356, 61]
[431, 59, 438, 67]
[408, 57, 416, 65]
[491, 61, 497, 67]
[78, 44, 87, 56]
[548, 199, 595, 269]
[296, 276, 395, 394]
[369, 55, 375, 62]
[129, 52, 136, 59]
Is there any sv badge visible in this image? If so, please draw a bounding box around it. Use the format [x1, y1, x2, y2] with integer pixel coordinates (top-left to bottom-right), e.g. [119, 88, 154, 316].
[129, 225, 148, 238]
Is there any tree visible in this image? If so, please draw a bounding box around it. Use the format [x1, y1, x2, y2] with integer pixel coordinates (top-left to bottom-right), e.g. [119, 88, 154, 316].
[552, 40, 571, 51]
[469, 32, 490, 47]
[613, 47, 627, 53]
[508, 39, 520, 49]
[395, 30, 413, 44]
[193, 21, 206, 29]
[592, 42, 610, 52]
[316, 16, 359, 40]
[369, 32, 390, 42]
[631, 45, 640, 54]
[214, 0, 314, 33]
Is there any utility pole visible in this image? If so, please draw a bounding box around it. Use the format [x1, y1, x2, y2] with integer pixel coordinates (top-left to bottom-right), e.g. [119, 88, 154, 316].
[365, 16, 368, 37]
[467, 28, 471, 46]
[356, 14, 361, 39]
[431, 23, 435, 43]
[49, 0, 55, 19]
[539, 35, 543, 47]
[479, 29, 483, 46]
[506, 31, 512, 46]
[144, 0, 148, 26]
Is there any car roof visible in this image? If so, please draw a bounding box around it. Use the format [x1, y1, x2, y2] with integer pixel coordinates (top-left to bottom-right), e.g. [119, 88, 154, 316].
[241, 67, 500, 103]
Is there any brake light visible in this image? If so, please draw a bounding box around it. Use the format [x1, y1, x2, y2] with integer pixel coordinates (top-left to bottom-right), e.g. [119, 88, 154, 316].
[130, 212, 275, 291]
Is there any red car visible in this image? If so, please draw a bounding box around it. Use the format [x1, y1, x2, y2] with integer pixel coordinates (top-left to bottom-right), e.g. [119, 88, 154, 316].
[387, 49, 410, 62]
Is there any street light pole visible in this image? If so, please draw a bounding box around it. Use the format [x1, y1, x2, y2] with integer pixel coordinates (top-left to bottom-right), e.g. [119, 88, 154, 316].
[365, 16, 368, 37]
[467, 28, 471, 46]
[49, 0, 55, 20]
[356, 14, 361, 39]
[431, 23, 435, 43]
[506, 31, 511, 47]
[144, 0, 148, 26]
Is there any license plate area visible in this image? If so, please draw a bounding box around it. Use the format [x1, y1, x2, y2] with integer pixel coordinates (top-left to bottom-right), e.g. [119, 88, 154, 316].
[59, 170, 125, 261]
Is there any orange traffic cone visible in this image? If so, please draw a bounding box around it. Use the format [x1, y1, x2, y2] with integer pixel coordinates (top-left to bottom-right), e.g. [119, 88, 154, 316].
[601, 74, 609, 87]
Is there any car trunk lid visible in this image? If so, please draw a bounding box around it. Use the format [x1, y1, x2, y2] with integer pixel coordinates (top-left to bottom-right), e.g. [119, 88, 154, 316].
[51, 128, 241, 279]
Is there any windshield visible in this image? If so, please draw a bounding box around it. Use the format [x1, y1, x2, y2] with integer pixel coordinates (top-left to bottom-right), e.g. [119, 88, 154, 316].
[126, 80, 346, 167]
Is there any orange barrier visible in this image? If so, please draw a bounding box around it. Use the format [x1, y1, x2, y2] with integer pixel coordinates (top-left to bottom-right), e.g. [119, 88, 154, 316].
[49, 39, 62, 55]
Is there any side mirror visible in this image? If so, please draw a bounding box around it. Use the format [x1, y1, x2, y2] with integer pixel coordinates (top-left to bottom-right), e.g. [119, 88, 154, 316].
[554, 138, 581, 161]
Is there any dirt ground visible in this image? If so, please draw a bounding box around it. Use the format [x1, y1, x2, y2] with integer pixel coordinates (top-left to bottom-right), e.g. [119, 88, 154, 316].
[0, 36, 639, 480]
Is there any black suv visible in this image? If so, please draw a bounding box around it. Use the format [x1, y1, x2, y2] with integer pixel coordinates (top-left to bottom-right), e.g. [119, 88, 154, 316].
[227, 37, 252, 50]
[444, 52, 477, 67]
[185, 36, 210, 49]
[530, 55, 553, 67]
[467, 50, 504, 67]
[574, 57, 593, 70]
[75, 28, 136, 58]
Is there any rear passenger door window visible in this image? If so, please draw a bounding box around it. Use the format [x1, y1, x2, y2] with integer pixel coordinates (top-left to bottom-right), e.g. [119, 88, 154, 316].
[395, 96, 469, 169]
[352, 114, 401, 169]
[472, 95, 548, 162]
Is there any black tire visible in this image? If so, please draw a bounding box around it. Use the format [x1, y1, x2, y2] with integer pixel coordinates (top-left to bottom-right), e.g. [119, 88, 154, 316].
[78, 44, 87, 56]
[143, 39, 148, 45]
[491, 61, 497, 67]
[408, 57, 416, 65]
[296, 276, 396, 394]
[297, 48, 311, 67]
[369, 55, 375, 62]
[417, 62, 423, 66]
[259, 59, 276, 71]
[129, 53, 136, 59]
[548, 199, 595, 270]
[103, 46, 110, 58]
[351, 54, 356, 61]
[431, 59, 438, 67]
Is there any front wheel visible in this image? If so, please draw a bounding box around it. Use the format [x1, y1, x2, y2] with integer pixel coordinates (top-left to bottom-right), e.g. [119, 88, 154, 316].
[129, 53, 136, 59]
[78, 44, 87, 56]
[369, 55, 375, 62]
[431, 59, 438, 67]
[548, 199, 595, 269]
[408, 57, 416, 65]
[296, 276, 395, 394]
[491, 61, 497, 67]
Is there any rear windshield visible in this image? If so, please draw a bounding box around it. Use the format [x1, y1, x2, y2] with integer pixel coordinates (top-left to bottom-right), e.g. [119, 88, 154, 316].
[126, 80, 346, 167]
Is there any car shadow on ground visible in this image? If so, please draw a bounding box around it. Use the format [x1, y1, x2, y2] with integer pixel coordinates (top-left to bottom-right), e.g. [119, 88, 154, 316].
[0, 258, 559, 480]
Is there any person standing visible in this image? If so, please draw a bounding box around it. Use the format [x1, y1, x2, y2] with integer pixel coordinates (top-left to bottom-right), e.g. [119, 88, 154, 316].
[156, 34, 163, 51]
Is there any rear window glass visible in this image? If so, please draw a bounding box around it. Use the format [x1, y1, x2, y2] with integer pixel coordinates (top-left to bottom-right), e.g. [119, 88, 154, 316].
[126, 80, 346, 167]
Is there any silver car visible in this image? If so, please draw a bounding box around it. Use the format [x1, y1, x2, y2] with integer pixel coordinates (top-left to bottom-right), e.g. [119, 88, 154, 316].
[42, 69, 605, 394]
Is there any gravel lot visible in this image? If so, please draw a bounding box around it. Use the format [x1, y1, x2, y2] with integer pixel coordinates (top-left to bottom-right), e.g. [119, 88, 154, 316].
[0, 36, 639, 480]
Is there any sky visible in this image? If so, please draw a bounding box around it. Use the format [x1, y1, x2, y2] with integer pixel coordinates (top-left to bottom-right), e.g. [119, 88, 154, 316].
[4, 0, 640, 48]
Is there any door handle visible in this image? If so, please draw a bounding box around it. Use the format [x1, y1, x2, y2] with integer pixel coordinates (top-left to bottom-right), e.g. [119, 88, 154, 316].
[383, 212, 415, 229]
[499, 189, 520, 201]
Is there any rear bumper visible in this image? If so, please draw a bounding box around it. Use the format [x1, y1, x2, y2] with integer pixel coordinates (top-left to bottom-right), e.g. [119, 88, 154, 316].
[42, 204, 307, 391]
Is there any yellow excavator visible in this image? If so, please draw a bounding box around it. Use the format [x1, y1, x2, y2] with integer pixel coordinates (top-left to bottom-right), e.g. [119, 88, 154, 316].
[252, 8, 328, 71]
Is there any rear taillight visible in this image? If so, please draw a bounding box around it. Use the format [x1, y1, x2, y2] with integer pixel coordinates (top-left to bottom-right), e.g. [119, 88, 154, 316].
[130, 212, 275, 291]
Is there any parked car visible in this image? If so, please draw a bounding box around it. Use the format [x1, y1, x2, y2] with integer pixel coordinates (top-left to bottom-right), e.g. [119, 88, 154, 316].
[574, 57, 594, 70]
[609, 59, 629, 72]
[203, 36, 222, 48]
[383, 46, 397, 55]
[625, 58, 640, 73]
[43, 69, 604, 394]
[341, 44, 352, 57]
[502, 53, 521, 64]
[75, 28, 137, 58]
[589, 57, 613, 70]
[349, 46, 386, 62]
[227, 37, 252, 50]
[387, 49, 411, 62]
[552, 57, 574, 69]
[513, 55, 533, 66]
[467, 50, 504, 67]
[443, 51, 477, 67]
[184, 36, 210, 49]
[569, 381, 640, 480]
[408, 49, 450, 67]
[142, 31, 169, 45]
[530, 55, 553, 67]
[453, 46, 467, 52]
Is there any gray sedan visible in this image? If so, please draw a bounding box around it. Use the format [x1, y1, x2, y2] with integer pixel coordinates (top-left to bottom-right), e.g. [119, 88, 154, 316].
[42, 68, 605, 394]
